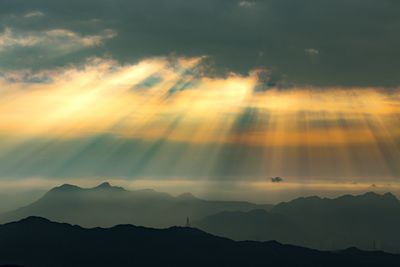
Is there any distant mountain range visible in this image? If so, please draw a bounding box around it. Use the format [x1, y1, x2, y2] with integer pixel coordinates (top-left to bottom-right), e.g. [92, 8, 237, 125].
[0, 216, 399, 267]
[2, 182, 400, 253]
[196, 192, 400, 253]
[0, 182, 272, 228]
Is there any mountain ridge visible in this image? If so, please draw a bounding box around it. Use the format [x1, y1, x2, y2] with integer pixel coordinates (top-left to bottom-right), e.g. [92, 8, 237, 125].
[2, 182, 400, 253]
[0, 216, 399, 267]
[0, 182, 272, 228]
[198, 191, 400, 253]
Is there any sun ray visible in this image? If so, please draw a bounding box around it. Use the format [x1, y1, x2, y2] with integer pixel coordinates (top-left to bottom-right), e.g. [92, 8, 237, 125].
[0, 57, 399, 185]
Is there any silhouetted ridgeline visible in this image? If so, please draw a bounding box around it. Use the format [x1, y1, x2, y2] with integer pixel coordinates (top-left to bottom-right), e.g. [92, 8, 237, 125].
[196, 192, 400, 253]
[0, 182, 271, 228]
[0, 217, 399, 267]
[2, 183, 400, 253]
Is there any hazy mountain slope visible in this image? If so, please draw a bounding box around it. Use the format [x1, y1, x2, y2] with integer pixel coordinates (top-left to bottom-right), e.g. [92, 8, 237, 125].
[0, 182, 272, 228]
[0, 190, 45, 214]
[0, 216, 399, 267]
[273, 192, 400, 251]
[195, 209, 306, 244]
[197, 192, 400, 253]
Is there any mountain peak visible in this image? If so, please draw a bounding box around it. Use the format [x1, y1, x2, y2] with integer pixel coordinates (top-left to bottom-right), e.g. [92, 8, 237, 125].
[360, 192, 398, 202]
[96, 182, 112, 189]
[47, 182, 127, 195]
[93, 182, 126, 191]
[50, 184, 81, 193]
[15, 216, 52, 225]
[340, 247, 364, 254]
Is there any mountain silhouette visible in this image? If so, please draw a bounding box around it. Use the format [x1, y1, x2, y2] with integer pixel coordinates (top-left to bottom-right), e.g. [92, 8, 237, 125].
[196, 192, 400, 253]
[196, 209, 305, 244]
[0, 216, 399, 267]
[3, 183, 400, 253]
[0, 182, 272, 228]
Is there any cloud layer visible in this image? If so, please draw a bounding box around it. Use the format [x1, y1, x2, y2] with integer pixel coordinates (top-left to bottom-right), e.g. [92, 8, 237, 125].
[1, 0, 400, 87]
[1, 1, 400, 196]
[0, 57, 399, 182]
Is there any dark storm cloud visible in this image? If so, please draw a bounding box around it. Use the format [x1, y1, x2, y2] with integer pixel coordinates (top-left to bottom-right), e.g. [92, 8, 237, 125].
[1, 0, 400, 87]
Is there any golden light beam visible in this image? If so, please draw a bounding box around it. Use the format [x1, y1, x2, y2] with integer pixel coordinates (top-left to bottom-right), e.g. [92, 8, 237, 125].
[1, 57, 400, 182]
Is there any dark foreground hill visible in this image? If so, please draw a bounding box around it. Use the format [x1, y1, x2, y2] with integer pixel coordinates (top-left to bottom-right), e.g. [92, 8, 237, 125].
[196, 192, 400, 253]
[0, 217, 399, 267]
[0, 182, 271, 228]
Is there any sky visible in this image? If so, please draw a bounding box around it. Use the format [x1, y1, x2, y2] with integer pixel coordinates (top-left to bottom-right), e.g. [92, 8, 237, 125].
[0, 0, 400, 203]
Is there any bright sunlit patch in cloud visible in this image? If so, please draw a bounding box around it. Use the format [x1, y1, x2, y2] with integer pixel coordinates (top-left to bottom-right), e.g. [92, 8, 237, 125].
[23, 10, 45, 18]
[1, 57, 400, 146]
[0, 27, 116, 53]
[238, 1, 256, 8]
[0, 56, 399, 183]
